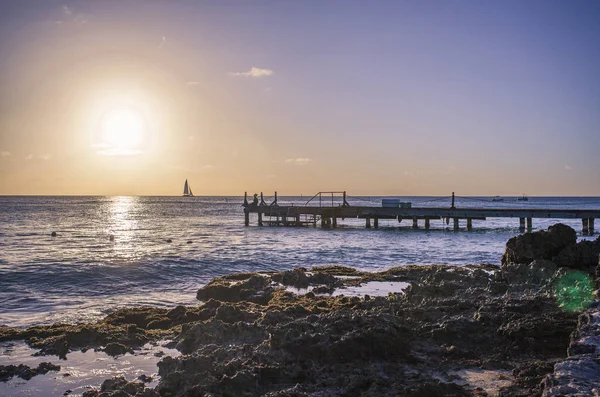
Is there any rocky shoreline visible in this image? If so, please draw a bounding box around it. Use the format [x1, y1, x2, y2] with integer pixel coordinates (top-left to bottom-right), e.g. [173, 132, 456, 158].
[1, 224, 599, 396]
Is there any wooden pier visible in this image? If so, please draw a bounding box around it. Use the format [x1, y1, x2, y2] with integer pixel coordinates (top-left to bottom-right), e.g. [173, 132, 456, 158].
[242, 192, 599, 235]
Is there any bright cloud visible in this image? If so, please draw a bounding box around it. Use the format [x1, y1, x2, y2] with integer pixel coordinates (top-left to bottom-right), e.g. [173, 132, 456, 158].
[230, 67, 274, 78]
[285, 158, 313, 165]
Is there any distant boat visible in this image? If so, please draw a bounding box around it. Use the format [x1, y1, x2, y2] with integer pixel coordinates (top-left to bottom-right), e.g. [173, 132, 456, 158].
[183, 179, 194, 197]
[492, 196, 503, 202]
[518, 194, 528, 201]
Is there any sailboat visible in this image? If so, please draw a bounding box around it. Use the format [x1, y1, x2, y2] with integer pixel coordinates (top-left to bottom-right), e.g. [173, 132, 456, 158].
[183, 179, 194, 197]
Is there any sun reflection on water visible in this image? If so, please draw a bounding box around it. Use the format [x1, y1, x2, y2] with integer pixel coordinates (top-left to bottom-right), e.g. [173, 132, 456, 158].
[106, 196, 140, 260]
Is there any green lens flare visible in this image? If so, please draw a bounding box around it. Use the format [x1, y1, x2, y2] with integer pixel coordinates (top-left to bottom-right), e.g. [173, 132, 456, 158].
[554, 271, 595, 312]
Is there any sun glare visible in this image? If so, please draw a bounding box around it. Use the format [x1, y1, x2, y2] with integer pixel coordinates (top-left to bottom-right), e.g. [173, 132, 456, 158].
[101, 108, 144, 150]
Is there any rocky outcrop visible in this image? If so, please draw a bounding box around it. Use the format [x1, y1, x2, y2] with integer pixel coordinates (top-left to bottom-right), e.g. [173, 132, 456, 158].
[3, 248, 598, 396]
[501, 223, 577, 265]
[541, 302, 600, 396]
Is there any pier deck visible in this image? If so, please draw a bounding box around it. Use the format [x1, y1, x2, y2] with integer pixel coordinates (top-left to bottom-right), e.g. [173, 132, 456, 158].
[242, 192, 599, 234]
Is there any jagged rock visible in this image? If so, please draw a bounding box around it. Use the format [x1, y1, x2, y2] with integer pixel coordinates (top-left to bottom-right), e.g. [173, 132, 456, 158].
[272, 268, 310, 288]
[553, 239, 600, 270]
[501, 223, 577, 265]
[0, 362, 60, 382]
[499, 260, 558, 292]
[103, 342, 133, 357]
[196, 273, 274, 304]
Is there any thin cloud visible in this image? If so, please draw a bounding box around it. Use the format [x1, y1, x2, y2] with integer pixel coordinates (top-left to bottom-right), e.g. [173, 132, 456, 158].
[62, 4, 73, 16]
[57, 4, 88, 25]
[25, 154, 33, 160]
[230, 67, 274, 78]
[187, 81, 199, 86]
[565, 164, 572, 170]
[0, 151, 10, 157]
[39, 154, 51, 160]
[158, 36, 166, 48]
[285, 158, 313, 166]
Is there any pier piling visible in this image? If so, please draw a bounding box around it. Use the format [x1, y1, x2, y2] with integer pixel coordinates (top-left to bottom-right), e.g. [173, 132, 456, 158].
[374, 217, 379, 229]
[244, 209, 250, 226]
[453, 218, 459, 231]
[589, 218, 595, 235]
[583, 219, 589, 235]
[526, 217, 533, 231]
[519, 218, 525, 232]
[467, 218, 473, 231]
[258, 213, 263, 226]
[366, 217, 371, 229]
[425, 218, 430, 230]
[412, 217, 418, 229]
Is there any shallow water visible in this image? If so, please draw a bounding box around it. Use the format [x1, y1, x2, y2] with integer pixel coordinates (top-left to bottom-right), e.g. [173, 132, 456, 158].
[0, 341, 179, 397]
[0, 195, 598, 328]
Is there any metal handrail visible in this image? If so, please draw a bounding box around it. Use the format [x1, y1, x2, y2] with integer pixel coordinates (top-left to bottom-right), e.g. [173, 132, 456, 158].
[304, 191, 349, 207]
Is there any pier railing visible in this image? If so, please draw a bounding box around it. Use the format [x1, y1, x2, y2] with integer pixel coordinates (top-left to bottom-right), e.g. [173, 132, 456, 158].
[304, 191, 350, 207]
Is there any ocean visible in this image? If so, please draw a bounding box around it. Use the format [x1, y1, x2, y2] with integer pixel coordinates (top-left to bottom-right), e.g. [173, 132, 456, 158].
[1, 195, 598, 329]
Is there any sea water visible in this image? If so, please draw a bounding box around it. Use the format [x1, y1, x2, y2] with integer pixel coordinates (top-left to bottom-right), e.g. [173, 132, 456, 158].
[1, 195, 598, 328]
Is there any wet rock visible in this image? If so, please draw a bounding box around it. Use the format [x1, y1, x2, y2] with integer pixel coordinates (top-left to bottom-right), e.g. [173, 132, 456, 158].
[552, 239, 600, 271]
[312, 285, 335, 294]
[272, 268, 310, 288]
[176, 320, 268, 354]
[138, 374, 153, 383]
[214, 303, 261, 323]
[33, 335, 70, 359]
[502, 223, 577, 265]
[0, 362, 60, 382]
[499, 260, 558, 292]
[197, 273, 274, 304]
[541, 306, 600, 396]
[103, 342, 133, 357]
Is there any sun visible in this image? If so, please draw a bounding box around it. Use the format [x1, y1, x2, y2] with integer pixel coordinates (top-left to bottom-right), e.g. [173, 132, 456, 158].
[99, 107, 145, 154]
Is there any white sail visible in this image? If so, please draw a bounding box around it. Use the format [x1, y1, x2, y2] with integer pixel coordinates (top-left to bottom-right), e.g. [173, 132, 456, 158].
[189, 186, 194, 196]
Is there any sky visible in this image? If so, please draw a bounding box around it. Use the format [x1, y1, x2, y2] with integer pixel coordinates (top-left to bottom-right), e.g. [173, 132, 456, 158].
[0, 0, 599, 196]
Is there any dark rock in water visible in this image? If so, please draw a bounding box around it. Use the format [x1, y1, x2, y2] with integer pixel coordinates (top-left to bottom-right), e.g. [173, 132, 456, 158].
[103, 342, 132, 356]
[312, 285, 335, 294]
[83, 376, 156, 397]
[196, 273, 273, 304]
[109, 234, 115, 242]
[186, 240, 192, 244]
[34, 335, 70, 359]
[553, 239, 600, 271]
[272, 268, 310, 288]
[166, 239, 172, 243]
[51, 231, 57, 237]
[0, 362, 60, 382]
[501, 223, 577, 265]
[138, 374, 153, 383]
